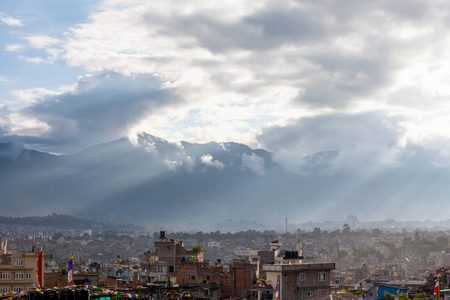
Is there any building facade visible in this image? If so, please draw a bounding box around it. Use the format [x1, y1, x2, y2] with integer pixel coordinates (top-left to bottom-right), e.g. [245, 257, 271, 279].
[263, 262, 335, 299]
[0, 250, 46, 294]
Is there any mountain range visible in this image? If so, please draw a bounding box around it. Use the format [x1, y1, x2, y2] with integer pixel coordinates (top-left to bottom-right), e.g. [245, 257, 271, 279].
[0, 133, 334, 228]
[1, 132, 450, 229]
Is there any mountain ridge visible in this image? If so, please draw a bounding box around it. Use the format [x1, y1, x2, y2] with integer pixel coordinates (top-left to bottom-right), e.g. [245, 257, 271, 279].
[1, 133, 304, 227]
[5, 132, 448, 229]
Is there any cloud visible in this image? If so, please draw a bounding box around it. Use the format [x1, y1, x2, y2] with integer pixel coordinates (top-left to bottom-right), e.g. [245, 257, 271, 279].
[8, 0, 450, 159]
[0, 13, 24, 27]
[12, 88, 61, 104]
[24, 35, 62, 49]
[5, 44, 25, 52]
[200, 154, 225, 170]
[19, 72, 183, 153]
[258, 111, 408, 174]
[56, 1, 450, 123]
[0, 104, 11, 135]
[242, 153, 265, 175]
[18, 56, 47, 64]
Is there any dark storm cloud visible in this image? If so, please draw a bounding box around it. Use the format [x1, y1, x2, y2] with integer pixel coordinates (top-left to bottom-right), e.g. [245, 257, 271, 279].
[298, 48, 396, 108]
[145, 3, 334, 53]
[21, 73, 182, 153]
[258, 111, 404, 154]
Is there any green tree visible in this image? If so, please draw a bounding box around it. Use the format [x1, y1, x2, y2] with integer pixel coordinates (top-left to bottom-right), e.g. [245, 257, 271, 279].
[192, 244, 204, 252]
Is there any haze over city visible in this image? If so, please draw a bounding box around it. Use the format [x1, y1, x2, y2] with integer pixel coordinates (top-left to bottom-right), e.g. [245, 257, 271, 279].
[2, 0, 450, 224]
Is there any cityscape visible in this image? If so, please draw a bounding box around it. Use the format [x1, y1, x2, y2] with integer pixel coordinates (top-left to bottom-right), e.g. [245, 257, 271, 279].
[2, 215, 450, 299]
[3, 0, 450, 299]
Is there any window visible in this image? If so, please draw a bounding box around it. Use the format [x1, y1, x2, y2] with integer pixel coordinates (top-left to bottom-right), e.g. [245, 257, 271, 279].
[207, 275, 211, 280]
[0, 286, 11, 294]
[13, 285, 24, 293]
[0, 272, 11, 280]
[318, 272, 327, 282]
[1, 255, 11, 265]
[306, 291, 313, 297]
[14, 258, 24, 266]
[299, 273, 305, 281]
[25, 272, 31, 280]
[298, 290, 303, 299]
[14, 272, 24, 280]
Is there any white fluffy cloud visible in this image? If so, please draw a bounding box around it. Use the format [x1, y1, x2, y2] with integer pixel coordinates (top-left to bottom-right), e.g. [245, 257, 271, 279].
[24, 35, 62, 49]
[242, 153, 265, 175]
[5, 44, 24, 52]
[0, 13, 23, 27]
[200, 154, 226, 170]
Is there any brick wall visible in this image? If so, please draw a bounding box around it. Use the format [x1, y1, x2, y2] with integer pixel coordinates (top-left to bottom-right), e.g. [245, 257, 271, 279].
[44, 272, 67, 288]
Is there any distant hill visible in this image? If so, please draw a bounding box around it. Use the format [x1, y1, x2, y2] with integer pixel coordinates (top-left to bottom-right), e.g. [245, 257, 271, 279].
[0, 214, 141, 230]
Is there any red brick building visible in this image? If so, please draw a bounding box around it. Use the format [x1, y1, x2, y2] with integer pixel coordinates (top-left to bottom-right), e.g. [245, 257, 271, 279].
[154, 240, 203, 275]
[175, 262, 222, 285]
[231, 261, 257, 298]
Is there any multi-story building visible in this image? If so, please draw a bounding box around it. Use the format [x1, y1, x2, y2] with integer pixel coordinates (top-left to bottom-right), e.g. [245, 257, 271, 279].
[28, 233, 52, 240]
[142, 250, 166, 285]
[0, 250, 46, 294]
[154, 240, 203, 274]
[231, 260, 256, 298]
[263, 256, 335, 299]
[153, 232, 203, 286]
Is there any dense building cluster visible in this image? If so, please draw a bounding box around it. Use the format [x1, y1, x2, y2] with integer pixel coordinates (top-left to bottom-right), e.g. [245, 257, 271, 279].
[2, 224, 450, 299]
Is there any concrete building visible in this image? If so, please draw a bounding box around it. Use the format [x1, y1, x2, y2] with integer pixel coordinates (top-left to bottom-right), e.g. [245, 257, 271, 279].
[0, 249, 46, 293]
[263, 262, 335, 299]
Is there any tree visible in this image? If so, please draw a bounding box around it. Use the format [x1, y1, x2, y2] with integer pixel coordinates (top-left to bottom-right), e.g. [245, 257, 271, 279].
[342, 224, 351, 235]
[313, 227, 322, 238]
[192, 245, 204, 252]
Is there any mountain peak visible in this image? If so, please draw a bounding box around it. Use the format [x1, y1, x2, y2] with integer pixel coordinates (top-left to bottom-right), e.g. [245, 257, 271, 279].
[0, 142, 24, 160]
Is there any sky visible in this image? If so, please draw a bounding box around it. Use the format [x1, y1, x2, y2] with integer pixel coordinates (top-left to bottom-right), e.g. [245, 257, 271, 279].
[2, 0, 450, 176]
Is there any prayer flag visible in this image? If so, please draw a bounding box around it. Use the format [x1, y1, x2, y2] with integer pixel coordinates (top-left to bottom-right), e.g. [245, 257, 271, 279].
[37, 251, 42, 288]
[435, 278, 440, 300]
[275, 280, 280, 300]
[68, 256, 74, 285]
